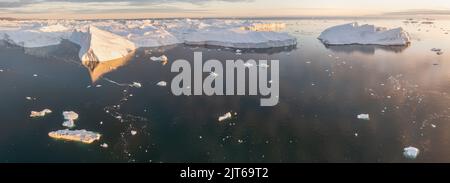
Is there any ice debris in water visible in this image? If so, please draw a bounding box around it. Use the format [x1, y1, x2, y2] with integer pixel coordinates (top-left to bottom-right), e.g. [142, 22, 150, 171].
[100, 143, 108, 148]
[357, 114, 370, 120]
[30, 109, 52, 118]
[210, 72, 219, 77]
[403, 146, 420, 159]
[131, 82, 142, 88]
[48, 129, 101, 144]
[243, 62, 254, 68]
[259, 63, 270, 68]
[131, 130, 137, 136]
[156, 81, 167, 87]
[218, 112, 233, 122]
[62, 111, 79, 128]
[150, 55, 168, 62]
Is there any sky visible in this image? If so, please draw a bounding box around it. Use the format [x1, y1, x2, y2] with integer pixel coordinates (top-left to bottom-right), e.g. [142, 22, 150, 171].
[1, 0, 450, 19]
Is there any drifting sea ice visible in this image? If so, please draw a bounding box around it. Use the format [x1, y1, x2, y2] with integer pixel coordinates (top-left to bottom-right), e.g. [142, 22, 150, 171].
[403, 146, 420, 159]
[357, 114, 370, 120]
[62, 111, 79, 128]
[156, 81, 167, 87]
[30, 109, 52, 118]
[218, 112, 233, 122]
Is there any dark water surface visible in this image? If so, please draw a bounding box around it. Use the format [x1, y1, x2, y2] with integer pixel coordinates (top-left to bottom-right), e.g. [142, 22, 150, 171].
[0, 19, 450, 162]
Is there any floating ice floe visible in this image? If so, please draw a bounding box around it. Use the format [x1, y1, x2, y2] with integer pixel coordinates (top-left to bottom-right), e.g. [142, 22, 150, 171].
[318, 22, 411, 46]
[48, 129, 101, 144]
[357, 114, 370, 120]
[218, 112, 233, 122]
[1, 19, 297, 62]
[131, 82, 142, 88]
[131, 130, 137, 136]
[209, 72, 219, 77]
[156, 81, 167, 87]
[150, 55, 168, 62]
[62, 111, 79, 128]
[259, 63, 270, 68]
[243, 62, 254, 68]
[403, 146, 420, 159]
[100, 143, 108, 148]
[30, 109, 52, 118]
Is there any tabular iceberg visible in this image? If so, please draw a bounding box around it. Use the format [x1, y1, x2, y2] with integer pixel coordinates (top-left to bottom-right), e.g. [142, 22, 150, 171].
[48, 129, 101, 144]
[1, 19, 298, 62]
[318, 22, 410, 46]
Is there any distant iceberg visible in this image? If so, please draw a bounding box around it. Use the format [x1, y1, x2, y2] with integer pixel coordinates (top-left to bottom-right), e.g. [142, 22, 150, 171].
[318, 23, 410, 46]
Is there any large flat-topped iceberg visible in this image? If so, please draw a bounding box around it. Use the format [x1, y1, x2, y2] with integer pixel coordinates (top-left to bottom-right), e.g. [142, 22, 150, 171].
[1, 19, 297, 61]
[75, 26, 136, 62]
[318, 22, 410, 46]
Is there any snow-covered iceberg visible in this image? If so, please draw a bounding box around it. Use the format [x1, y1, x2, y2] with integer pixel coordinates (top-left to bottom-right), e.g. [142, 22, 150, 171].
[73, 26, 136, 62]
[318, 22, 410, 46]
[1, 19, 297, 61]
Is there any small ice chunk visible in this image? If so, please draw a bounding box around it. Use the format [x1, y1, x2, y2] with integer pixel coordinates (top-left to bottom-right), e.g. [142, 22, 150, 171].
[131, 130, 137, 136]
[218, 112, 233, 122]
[403, 146, 420, 159]
[156, 81, 167, 87]
[96, 85, 102, 88]
[357, 114, 370, 120]
[100, 143, 108, 148]
[259, 63, 270, 68]
[33, 74, 38, 77]
[62, 111, 79, 128]
[243, 62, 254, 68]
[30, 109, 52, 118]
[150, 55, 168, 62]
[0, 69, 3, 72]
[131, 82, 142, 88]
[210, 72, 219, 77]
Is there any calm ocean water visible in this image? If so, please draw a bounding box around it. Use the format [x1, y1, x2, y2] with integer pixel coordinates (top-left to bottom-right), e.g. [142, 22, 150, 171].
[0, 18, 449, 163]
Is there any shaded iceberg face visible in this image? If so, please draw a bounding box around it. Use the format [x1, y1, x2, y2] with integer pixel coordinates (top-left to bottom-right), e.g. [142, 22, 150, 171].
[323, 44, 409, 55]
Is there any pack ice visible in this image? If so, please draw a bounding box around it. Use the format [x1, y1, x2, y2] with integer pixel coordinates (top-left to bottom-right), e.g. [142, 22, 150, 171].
[0, 19, 297, 62]
[318, 22, 410, 46]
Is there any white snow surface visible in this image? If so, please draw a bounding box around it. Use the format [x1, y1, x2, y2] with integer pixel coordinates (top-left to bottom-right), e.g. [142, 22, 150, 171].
[0, 19, 297, 62]
[318, 22, 410, 46]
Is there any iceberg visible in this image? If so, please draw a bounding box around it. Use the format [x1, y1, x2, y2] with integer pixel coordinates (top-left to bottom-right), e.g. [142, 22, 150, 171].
[48, 129, 101, 144]
[75, 26, 136, 62]
[318, 23, 410, 46]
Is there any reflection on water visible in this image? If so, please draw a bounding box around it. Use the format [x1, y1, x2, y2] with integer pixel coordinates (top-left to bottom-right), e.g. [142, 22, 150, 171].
[83, 52, 135, 83]
[323, 44, 410, 55]
[0, 18, 450, 163]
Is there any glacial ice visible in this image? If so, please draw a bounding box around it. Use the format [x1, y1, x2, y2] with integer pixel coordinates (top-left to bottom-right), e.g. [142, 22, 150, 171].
[357, 114, 370, 120]
[0, 19, 297, 62]
[318, 23, 410, 46]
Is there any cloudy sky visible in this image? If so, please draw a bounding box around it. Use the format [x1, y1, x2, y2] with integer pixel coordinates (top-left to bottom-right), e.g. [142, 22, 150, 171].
[1, 0, 450, 19]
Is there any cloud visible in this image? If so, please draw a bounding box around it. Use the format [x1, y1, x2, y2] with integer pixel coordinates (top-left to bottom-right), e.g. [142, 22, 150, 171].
[0, 0, 252, 8]
[384, 9, 450, 16]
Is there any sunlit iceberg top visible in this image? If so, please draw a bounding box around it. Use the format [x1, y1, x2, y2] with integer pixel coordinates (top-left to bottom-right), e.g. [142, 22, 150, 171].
[318, 22, 410, 46]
